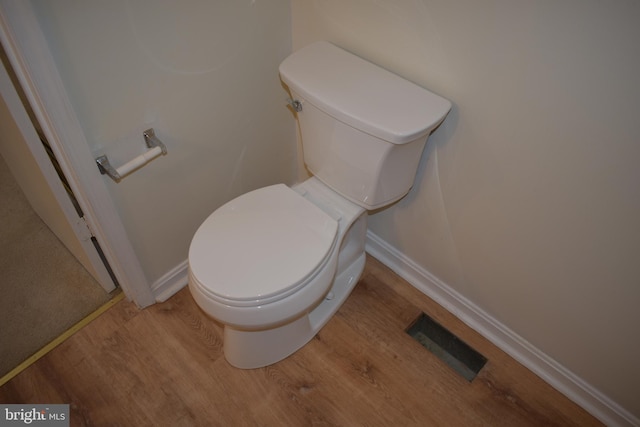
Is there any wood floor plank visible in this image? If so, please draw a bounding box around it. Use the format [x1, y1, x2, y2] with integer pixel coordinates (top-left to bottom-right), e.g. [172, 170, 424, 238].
[0, 255, 603, 426]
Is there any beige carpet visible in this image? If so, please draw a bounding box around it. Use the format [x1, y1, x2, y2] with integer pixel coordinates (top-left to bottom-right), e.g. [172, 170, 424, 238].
[0, 154, 115, 378]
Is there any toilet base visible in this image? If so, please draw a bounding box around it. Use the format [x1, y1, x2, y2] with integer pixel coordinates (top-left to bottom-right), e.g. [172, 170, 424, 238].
[222, 252, 366, 369]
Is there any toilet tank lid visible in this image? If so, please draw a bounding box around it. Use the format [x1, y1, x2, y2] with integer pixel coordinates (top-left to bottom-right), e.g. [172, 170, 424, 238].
[279, 42, 452, 144]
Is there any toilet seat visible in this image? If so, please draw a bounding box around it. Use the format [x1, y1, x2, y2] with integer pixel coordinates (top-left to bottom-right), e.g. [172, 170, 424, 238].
[188, 184, 338, 307]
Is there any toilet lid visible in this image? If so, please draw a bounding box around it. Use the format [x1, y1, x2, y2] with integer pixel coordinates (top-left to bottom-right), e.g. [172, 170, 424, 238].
[189, 184, 338, 304]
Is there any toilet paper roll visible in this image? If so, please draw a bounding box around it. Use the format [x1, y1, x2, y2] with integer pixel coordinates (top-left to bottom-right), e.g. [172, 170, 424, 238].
[116, 146, 163, 177]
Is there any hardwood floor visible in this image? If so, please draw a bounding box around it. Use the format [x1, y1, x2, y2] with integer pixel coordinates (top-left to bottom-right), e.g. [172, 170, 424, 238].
[0, 255, 602, 426]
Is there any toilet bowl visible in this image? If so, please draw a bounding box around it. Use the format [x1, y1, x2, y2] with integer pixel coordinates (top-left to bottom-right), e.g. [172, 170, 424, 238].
[187, 41, 451, 368]
[189, 177, 366, 368]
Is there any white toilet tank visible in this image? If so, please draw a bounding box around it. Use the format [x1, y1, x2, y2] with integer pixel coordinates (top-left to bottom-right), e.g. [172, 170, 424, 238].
[279, 42, 452, 210]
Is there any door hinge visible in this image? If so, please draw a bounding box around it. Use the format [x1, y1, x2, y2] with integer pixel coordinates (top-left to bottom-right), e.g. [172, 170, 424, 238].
[75, 216, 95, 241]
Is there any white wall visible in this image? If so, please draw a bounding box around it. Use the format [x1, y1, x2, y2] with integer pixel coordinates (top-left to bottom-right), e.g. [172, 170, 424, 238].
[292, 0, 640, 422]
[31, 0, 296, 284]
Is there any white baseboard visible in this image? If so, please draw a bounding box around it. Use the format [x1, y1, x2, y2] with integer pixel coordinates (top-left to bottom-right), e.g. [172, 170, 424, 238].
[151, 259, 189, 303]
[365, 230, 638, 427]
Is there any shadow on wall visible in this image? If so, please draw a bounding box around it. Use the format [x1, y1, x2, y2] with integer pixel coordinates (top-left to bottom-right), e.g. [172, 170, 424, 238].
[369, 104, 467, 291]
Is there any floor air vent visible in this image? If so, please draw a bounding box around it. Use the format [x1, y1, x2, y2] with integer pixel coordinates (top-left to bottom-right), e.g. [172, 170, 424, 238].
[406, 313, 487, 381]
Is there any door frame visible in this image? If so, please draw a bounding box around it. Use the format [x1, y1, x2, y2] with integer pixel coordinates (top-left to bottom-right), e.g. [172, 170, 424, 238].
[1, 49, 116, 293]
[0, 1, 155, 307]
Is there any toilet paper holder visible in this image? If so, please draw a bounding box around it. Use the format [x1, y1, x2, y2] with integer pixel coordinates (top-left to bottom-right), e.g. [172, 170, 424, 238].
[95, 128, 167, 182]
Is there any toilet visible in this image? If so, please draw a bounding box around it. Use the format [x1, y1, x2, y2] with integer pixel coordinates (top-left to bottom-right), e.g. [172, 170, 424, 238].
[188, 41, 451, 369]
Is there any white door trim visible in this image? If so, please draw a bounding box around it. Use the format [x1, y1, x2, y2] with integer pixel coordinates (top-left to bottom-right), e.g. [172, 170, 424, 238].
[1, 49, 115, 293]
[0, 1, 155, 307]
